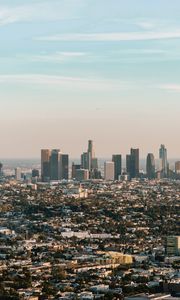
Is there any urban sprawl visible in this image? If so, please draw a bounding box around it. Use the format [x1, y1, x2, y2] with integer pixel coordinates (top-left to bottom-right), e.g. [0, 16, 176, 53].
[0, 141, 179, 300]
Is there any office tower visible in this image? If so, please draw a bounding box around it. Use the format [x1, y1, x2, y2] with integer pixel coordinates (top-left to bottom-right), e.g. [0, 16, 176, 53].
[126, 149, 139, 179]
[49, 149, 61, 180]
[165, 236, 180, 256]
[60, 154, 69, 180]
[41, 149, 51, 182]
[130, 148, 139, 178]
[32, 169, 39, 178]
[146, 153, 155, 179]
[72, 163, 81, 179]
[126, 154, 131, 175]
[88, 139, 95, 168]
[175, 161, 180, 174]
[75, 169, 89, 181]
[15, 167, 21, 181]
[112, 154, 122, 180]
[104, 161, 115, 181]
[81, 140, 95, 171]
[81, 140, 99, 177]
[92, 169, 102, 179]
[159, 144, 168, 177]
[91, 158, 98, 169]
[88, 139, 95, 157]
[81, 152, 90, 170]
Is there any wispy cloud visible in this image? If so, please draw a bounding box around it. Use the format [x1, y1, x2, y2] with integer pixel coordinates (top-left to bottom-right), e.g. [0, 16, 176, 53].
[0, 1, 84, 26]
[37, 31, 180, 42]
[28, 52, 87, 63]
[160, 84, 180, 92]
[0, 74, 131, 91]
[135, 21, 157, 30]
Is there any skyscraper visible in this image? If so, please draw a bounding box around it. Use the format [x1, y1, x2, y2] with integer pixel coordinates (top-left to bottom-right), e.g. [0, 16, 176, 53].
[81, 152, 90, 170]
[15, 167, 21, 181]
[131, 148, 139, 178]
[81, 140, 99, 179]
[126, 149, 139, 179]
[60, 154, 69, 180]
[104, 161, 115, 181]
[175, 161, 180, 174]
[32, 169, 39, 178]
[126, 154, 131, 175]
[146, 153, 155, 179]
[50, 149, 61, 180]
[88, 140, 95, 163]
[75, 169, 89, 181]
[112, 154, 122, 180]
[41, 149, 69, 182]
[72, 163, 81, 179]
[41, 149, 51, 182]
[159, 144, 168, 177]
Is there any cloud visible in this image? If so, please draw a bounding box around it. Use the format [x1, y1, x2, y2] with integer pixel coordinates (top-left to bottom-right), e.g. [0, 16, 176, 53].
[135, 21, 157, 30]
[0, 74, 130, 91]
[160, 84, 180, 92]
[0, 1, 84, 26]
[37, 31, 180, 42]
[28, 52, 87, 63]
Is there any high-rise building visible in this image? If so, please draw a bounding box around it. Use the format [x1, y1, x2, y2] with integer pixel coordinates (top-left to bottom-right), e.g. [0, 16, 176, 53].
[159, 144, 168, 177]
[112, 154, 122, 180]
[81, 152, 90, 170]
[126, 149, 139, 179]
[50, 149, 61, 180]
[75, 169, 89, 181]
[165, 236, 180, 256]
[146, 153, 155, 179]
[32, 169, 39, 178]
[91, 158, 98, 170]
[81, 140, 99, 179]
[131, 148, 139, 178]
[41, 149, 69, 182]
[104, 161, 115, 181]
[15, 167, 21, 181]
[126, 154, 131, 175]
[175, 161, 180, 174]
[72, 163, 81, 179]
[88, 139, 95, 169]
[41, 149, 51, 182]
[60, 154, 69, 180]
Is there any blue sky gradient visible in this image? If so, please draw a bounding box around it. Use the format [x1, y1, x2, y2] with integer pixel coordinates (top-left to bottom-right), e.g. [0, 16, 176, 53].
[1, 0, 180, 158]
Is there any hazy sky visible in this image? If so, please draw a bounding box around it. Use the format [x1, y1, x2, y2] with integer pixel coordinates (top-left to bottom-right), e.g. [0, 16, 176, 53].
[1, 0, 180, 159]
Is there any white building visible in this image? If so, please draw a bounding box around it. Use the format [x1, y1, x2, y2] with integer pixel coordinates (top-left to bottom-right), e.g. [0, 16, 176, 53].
[15, 167, 21, 181]
[104, 161, 114, 181]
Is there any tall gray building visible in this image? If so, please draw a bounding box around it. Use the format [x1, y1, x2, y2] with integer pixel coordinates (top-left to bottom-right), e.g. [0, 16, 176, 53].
[41, 149, 51, 182]
[146, 153, 155, 179]
[50, 149, 61, 180]
[112, 154, 122, 180]
[60, 154, 69, 180]
[41, 149, 69, 181]
[159, 144, 168, 177]
[81, 140, 99, 179]
[81, 152, 90, 170]
[126, 149, 139, 179]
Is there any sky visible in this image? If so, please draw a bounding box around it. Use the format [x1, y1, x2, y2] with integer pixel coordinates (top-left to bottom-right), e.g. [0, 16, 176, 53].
[1, 0, 180, 159]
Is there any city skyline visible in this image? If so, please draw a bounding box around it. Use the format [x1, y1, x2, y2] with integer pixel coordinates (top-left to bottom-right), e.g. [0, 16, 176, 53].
[2, 142, 180, 160]
[1, 0, 180, 158]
